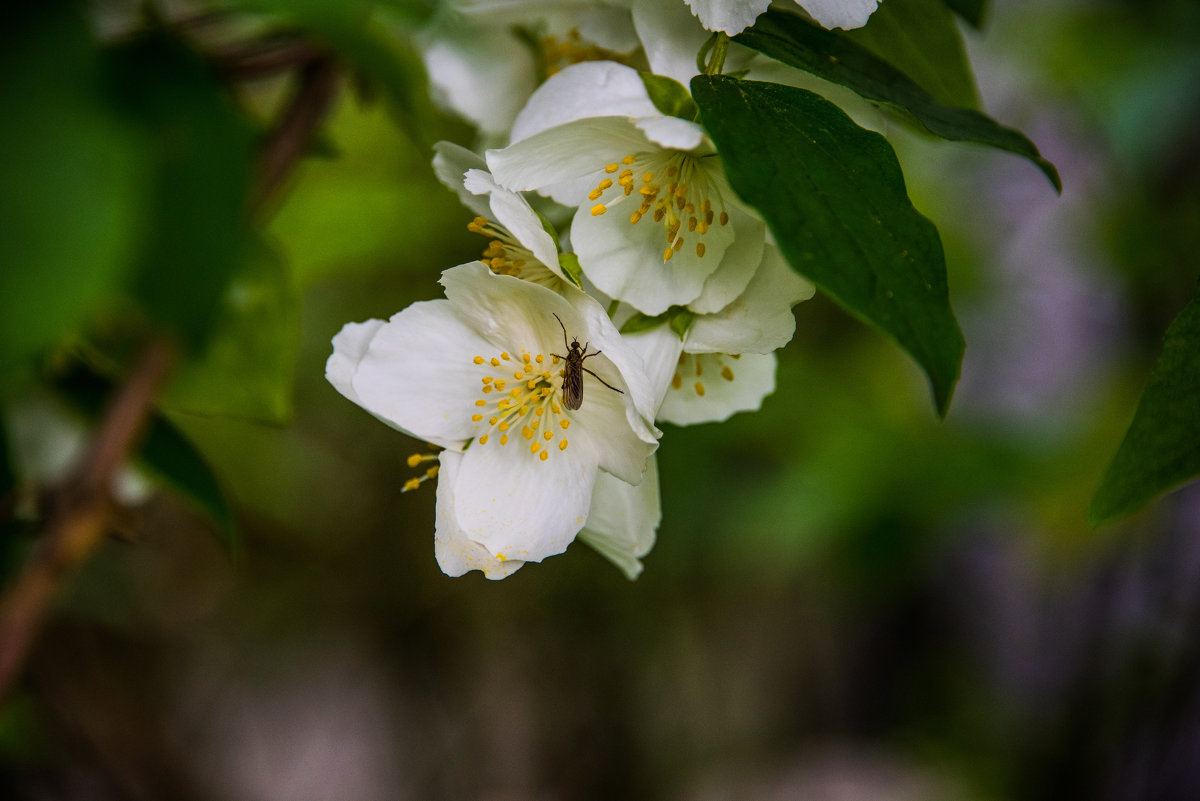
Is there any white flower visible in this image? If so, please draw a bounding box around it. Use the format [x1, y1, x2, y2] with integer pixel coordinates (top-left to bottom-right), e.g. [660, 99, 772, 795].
[487, 61, 765, 316]
[432, 141, 572, 291]
[418, 0, 640, 139]
[683, 0, 880, 35]
[326, 261, 659, 578]
[625, 243, 814, 425]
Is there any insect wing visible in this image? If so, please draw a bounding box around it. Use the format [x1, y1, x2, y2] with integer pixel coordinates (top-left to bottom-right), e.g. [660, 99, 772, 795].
[562, 350, 584, 410]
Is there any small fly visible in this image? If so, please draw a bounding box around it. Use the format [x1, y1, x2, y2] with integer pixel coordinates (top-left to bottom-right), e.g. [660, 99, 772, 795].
[552, 314, 624, 411]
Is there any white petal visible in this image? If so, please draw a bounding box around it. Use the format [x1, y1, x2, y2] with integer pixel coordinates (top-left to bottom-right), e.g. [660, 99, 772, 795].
[658, 351, 777, 425]
[434, 450, 524, 579]
[686, 244, 815, 354]
[431, 141, 491, 219]
[422, 25, 537, 135]
[684, 0, 770, 33]
[570, 188, 732, 315]
[462, 168, 562, 273]
[453, 427, 597, 562]
[687, 206, 765, 314]
[487, 116, 653, 206]
[634, 116, 707, 151]
[575, 6, 640, 53]
[633, 0, 711, 84]
[579, 456, 661, 579]
[509, 61, 659, 144]
[623, 324, 686, 413]
[326, 319, 386, 405]
[796, 0, 881, 30]
[350, 294, 494, 449]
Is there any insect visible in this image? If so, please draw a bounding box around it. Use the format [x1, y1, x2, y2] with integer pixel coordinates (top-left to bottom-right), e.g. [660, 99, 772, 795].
[552, 313, 624, 411]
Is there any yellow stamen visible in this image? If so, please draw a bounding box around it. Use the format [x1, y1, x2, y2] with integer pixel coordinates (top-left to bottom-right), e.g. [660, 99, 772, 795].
[695, 381, 706, 396]
[591, 203, 607, 216]
[559, 440, 568, 451]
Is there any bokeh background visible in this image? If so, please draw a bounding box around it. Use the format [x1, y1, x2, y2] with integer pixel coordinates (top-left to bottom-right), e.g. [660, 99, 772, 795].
[4, 0, 1200, 798]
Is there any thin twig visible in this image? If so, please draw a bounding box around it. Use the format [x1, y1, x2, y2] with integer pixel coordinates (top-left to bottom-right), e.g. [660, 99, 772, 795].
[0, 340, 175, 702]
[0, 40, 341, 707]
[249, 54, 341, 218]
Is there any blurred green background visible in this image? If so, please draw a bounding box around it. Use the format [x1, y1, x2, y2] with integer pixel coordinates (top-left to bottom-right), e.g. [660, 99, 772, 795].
[3, 0, 1200, 799]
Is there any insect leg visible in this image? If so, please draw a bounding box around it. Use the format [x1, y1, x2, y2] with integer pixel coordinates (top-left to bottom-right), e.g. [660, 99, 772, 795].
[580, 366, 624, 395]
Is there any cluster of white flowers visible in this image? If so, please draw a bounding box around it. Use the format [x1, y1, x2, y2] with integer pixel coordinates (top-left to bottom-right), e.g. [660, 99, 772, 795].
[328, 0, 878, 579]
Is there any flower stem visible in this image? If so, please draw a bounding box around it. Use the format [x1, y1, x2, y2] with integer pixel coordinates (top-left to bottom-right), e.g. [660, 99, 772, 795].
[703, 33, 730, 76]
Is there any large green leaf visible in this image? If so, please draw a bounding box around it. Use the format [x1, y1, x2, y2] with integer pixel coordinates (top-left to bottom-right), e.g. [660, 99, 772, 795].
[106, 32, 257, 352]
[692, 76, 963, 417]
[0, 5, 147, 379]
[844, 0, 979, 109]
[736, 9, 1061, 192]
[53, 364, 236, 548]
[1091, 284, 1200, 524]
[161, 241, 299, 423]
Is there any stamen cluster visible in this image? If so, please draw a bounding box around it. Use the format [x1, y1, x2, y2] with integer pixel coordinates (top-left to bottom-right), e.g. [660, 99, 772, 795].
[587, 152, 730, 262]
[470, 350, 572, 462]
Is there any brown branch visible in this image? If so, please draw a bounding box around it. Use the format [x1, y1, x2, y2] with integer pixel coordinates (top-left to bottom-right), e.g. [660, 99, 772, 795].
[0, 340, 176, 703]
[248, 54, 341, 218]
[0, 44, 341, 707]
[210, 39, 326, 82]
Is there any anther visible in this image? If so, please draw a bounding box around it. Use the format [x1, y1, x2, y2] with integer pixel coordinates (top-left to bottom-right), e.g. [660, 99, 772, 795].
[695, 381, 706, 396]
[605, 163, 619, 173]
[479, 434, 489, 444]
[622, 154, 636, 164]
[696, 242, 706, 257]
[591, 203, 607, 216]
[473, 356, 484, 365]
[558, 440, 568, 451]
[721, 366, 735, 381]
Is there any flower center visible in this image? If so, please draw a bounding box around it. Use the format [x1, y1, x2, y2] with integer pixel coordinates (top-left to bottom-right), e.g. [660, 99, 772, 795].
[470, 349, 572, 462]
[468, 216, 534, 277]
[669, 352, 740, 397]
[586, 152, 730, 262]
[540, 29, 630, 76]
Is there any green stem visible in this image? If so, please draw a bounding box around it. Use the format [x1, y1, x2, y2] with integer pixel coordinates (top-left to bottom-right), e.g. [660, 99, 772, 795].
[704, 32, 730, 76]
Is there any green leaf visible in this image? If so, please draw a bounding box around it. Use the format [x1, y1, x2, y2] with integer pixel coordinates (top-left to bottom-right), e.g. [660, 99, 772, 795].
[161, 240, 299, 423]
[620, 311, 668, 335]
[1091, 284, 1200, 524]
[943, 0, 988, 29]
[668, 308, 696, 340]
[558, 253, 584, 288]
[735, 9, 1061, 192]
[0, 5, 148, 379]
[107, 32, 257, 352]
[52, 364, 236, 548]
[640, 72, 699, 121]
[844, 0, 979, 109]
[692, 76, 963, 417]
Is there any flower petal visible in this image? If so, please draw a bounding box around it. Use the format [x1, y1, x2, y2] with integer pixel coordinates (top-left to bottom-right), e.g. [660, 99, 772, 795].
[658, 351, 777, 425]
[434, 450, 525, 579]
[432, 141, 491, 219]
[633, 0, 711, 84]
[797, 0, 881, 30]
[326, 319, 385, 405]
[488, 116, 654, 206]
[509, 61, 659, 144]
[686, 244, 815, 354]
[687, 205, 765, 315]
[634, 115, 707, 151]
[570, 189, 732, 315]
[422, 25, 537, 135]
[350, 292, 496, 449]
[462, 168, 562, 274]
[453, 425, 597, 562]
[684, 0, 770, 34]
[575, 6, 640, 53]
[579, 456, 661, 580]
[623, 324, 686, 413]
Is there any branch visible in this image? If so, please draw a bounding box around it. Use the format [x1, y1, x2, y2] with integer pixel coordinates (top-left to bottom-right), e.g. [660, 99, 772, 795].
[249, 54, 341, 218]
[0, 340, 175, 702]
